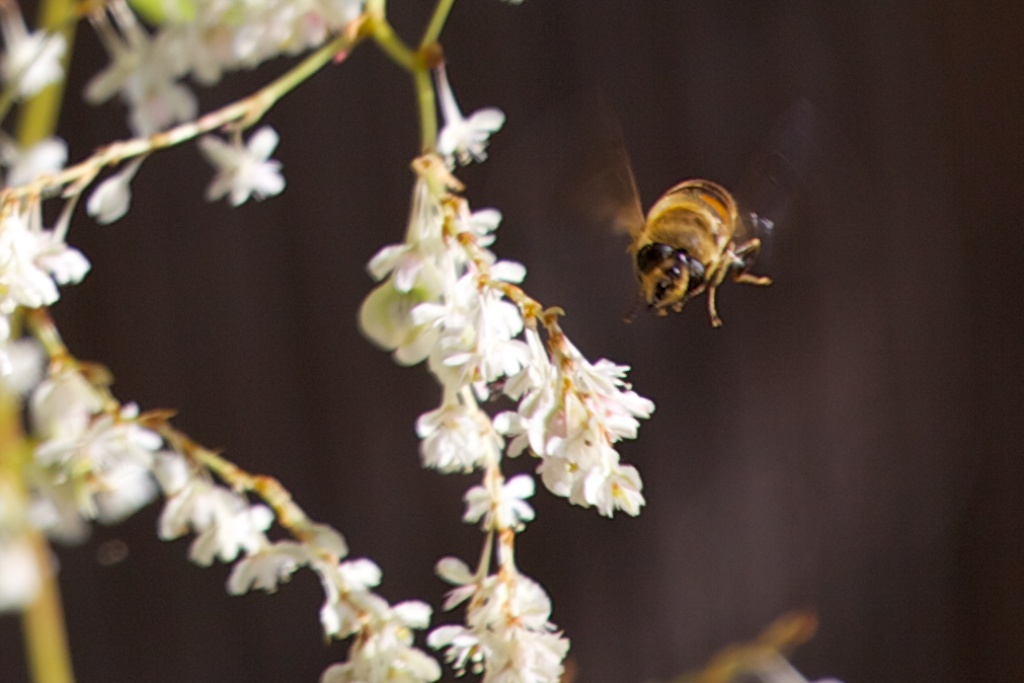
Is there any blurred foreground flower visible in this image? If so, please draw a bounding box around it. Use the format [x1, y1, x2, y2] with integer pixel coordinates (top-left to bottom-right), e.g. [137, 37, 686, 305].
[677, 611, 841, 683]
[199, 126, 285, 206]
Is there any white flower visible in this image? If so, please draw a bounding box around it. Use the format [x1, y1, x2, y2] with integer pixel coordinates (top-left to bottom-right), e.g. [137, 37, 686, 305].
[472, 574, 553, 632]
[463, 474, 535, 531]
[86, 158, 144, 225]
[32, 393, 162, 521]
[2, 137, 67, 188]
[309, 547, 439, 683]
[598, 463, 644, 516]
[0, 335, 43, 390]
[0, 537, 41, 611]
[304, 522, 349, 558]
[435, 65, 505, 167]
[427, 625, 484, 677]
[494, 328, 557, 457]
[227, 540, 310, 594]
[34, 402, 162, 472]
[126, 72, 196, 137]
[488, 627, 570, 683]
[26, 485, 89, 544]
[498, 329, 652, 517]
[358, 179, 453, 365]
[187, 491, 273, 566]
[0, 7, 65, 99]
[316, 557, 383, 638]
[535, 390, 648, 518]
[152, 450, 191, 496]
[416, 400, 502, 473]
[568, 354, 654, 441]
[320, 599, 441, 683]
[435, 556, 477, 611]
[156, 473, 219, 536]
[33, 229, 90, 288]
[85, 7, 196, 135]
[30, 369, 104, 442]
[91, 459, 157, 523]
[149, 0, 362, 87]
[430, 566, 568, 683]
[413, 270, 528, 394]
[198, 126, 285, 206]
[463, 208, 502, 247]
[0, 207, 90, 312]
[753, 653, 845, 683]
[359, 278, 442, 366]
[2, 336, 40, 388]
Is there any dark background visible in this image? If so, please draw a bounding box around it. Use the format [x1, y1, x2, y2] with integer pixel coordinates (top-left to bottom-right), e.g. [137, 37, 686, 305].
[2, 1, 1022, 682]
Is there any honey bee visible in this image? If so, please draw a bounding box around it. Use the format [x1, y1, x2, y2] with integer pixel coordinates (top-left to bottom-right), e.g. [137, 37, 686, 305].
[625, 178, 772, 327]
[606, 101, 815, 327]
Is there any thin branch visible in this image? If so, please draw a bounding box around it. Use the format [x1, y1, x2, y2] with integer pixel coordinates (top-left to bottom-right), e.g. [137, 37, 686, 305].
[2, 23, 364, 204]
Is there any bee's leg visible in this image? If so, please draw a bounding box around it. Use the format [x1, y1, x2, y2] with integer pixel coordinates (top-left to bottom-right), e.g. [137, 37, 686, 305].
[735, 272, 772, 286]
[733, 238, 762, 261]
[704, 261, 731, 327]
[706, 285, 724, 327]
[730, 239, 772, 286]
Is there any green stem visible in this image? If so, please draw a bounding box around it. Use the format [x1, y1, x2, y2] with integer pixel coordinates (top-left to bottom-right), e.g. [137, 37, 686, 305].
[241, 30, 361, 127]
[22, 532, 74, 683]
[364, 10, 445, 154]
[420, 0, 456, 49]
[0, 382, 72, 683]
[12, 0, 78, 678]
[413, 67, 437, 153]
[366, 15, 419, 72]
[0, 381, 74, 683]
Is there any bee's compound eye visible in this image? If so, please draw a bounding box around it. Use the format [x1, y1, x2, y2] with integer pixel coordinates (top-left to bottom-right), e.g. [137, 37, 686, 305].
[636, 243, 674, 274]
[686, 258, 706, 292]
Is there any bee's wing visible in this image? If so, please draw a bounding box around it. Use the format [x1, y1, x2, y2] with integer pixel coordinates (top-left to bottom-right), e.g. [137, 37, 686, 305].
[733, 99, 822, 249]
[547, 93, 646, 242]
[572, 138, 645, 240]
[483, 92, 645, 242]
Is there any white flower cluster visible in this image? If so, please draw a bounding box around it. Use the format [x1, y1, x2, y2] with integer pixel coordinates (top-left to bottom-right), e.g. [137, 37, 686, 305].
[496, 328, 651, 517]
[358, 68, 652, 683]
[27, 367, 162, 544]
[360, 159, 650, 516]
[0, 192, 89, 374]
[156, 450, 439, 683]
[427, 478, 568, 681]
[0, 347, 437, 680]
[85, 0, 362, 136]
[429, 556, 569, 683]
[0, 203, 88, 312]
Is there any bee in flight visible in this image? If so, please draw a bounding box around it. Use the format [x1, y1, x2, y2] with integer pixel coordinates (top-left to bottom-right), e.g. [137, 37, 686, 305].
[493, 95, 814, 327]
[592, 100, 815, 327]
